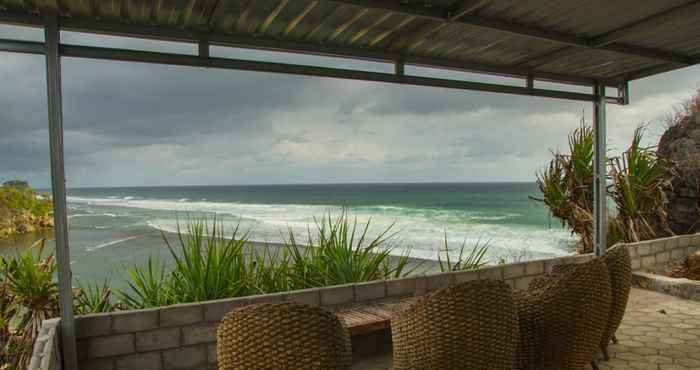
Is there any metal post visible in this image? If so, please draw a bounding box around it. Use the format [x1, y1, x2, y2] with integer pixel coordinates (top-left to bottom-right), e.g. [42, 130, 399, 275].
[593, 82, 607, 257]
[44, 15, 79, 370]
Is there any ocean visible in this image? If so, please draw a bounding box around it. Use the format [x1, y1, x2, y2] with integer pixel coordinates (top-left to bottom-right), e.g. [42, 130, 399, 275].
[0, 183, 577, 285]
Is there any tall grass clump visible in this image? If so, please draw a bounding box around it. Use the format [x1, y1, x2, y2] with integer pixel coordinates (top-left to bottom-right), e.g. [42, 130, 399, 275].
[285, 212, 415, 288]
[437, 233, 490, 272]
[115, 257, 173, 309]
[164, 219, 249, 302]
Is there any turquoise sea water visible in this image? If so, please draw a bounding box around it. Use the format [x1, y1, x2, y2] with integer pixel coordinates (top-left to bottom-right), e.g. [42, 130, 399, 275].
[0, 183, 577, 284]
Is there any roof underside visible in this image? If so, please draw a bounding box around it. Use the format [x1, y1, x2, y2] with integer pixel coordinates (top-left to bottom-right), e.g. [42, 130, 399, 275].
[1, 0, 699, 88]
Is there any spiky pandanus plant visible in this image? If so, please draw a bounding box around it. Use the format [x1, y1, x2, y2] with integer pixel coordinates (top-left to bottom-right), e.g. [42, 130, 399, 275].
[536, 123, 597, 253]
[610, 127, 674, 242]
[0, 240, 59, 370]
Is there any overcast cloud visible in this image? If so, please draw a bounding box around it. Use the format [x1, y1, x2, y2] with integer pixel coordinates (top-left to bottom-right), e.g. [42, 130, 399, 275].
[1, 25, 699, 188]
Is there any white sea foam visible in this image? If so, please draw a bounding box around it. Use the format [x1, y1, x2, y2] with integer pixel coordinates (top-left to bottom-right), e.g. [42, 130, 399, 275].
[69, 195, 576, 260]
[86, 235, 141, 252]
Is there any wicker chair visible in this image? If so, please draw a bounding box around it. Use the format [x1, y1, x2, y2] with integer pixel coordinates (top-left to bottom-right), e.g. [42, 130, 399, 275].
[217, 302, 352, 370]
[391, 280, 519, 370]
[545, 246, 632, 361]
[600, 245, 632, 359]
[515, 258, 612, 370]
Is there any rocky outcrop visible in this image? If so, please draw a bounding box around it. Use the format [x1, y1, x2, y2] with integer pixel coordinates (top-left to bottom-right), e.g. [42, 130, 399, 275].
[658, 93, 700, 234]
[0, 181, 53, 239]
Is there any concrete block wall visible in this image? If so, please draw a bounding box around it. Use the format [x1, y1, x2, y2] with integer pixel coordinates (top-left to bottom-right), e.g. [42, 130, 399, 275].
[626, 233, 700, 273]
[74, 252, 598, 370]
[29, 318, 62, 370]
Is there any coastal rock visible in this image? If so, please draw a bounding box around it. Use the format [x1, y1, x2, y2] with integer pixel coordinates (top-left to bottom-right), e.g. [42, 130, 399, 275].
[658, 93, 700, 234]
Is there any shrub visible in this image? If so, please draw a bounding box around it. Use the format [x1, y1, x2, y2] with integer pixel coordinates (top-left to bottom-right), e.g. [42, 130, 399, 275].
[437, 233, 490, 272]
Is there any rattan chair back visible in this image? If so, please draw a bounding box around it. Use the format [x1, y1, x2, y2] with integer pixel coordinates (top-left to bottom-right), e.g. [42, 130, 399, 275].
[392, 280, 519, 370]
[217, 302, 352, 370]
[515, 258, 612, 370]
[601, 245, 632, 348]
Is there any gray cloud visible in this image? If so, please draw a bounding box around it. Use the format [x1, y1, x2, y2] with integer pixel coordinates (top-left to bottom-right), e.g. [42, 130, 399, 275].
[1, 26, 699, 188]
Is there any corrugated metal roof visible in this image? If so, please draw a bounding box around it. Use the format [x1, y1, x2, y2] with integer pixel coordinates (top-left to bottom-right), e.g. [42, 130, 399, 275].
[1, 0, 699, 86]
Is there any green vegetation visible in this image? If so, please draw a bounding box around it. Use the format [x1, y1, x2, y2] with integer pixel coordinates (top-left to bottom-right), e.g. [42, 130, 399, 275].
[117, 213, 422, 309]
[0, 213, 485, 366]
[437, 233, 490, 272]
[537, 123, 674, 253]
[0, 182, 53, 240]
[1, 240, 58, 370]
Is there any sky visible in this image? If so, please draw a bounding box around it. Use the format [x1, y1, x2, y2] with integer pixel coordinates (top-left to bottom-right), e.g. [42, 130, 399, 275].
[1, 24, 699, 188]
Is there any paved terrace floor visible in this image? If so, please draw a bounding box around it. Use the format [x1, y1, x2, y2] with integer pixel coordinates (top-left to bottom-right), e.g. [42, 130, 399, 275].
[352, 288, 700, 370]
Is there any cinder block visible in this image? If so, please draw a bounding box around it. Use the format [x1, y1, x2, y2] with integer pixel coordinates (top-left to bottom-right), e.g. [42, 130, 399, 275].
[670, 248, 686, 260]
[182, 323, 217, 346]
[248, 292, 286, 305]
[689, 246, 698, 257]
[163, 345, 207, 369]
[160, 303, 203, 328]
[386, 277, 416, 297]
[320, 284, 354, 306]
[501, 263, 526, 279]
[207, 343, 217, 364]
[135, 327, 180, 352]
[641, 255, 656, 268]
[286, 288, 320, 306]
[652, 240, 666, 254]
[631, 258, 641, 270]
[524, 260, 545, 276]
[453, 270, 479, 284]
[354, 280, 386, 302]
[666, 237, 680, 250]
[79, 358, 115, 370]
[691, 234, 700, 247]
[203, 297, 250, 322]
[76, 314, 112, 338]
[656, 251, 670, 264]
[635, 241, 652, 256]
[112, 309, 158, 333]
[514, 276, 537, 291]
[426, 272, 453, 292]
[504, 279, 515, 289]
[88, 334, 135, 358]
[478, 266, 503, 281]
[116, 352, 162, 370]
[679, 236, 691, 247]
[414, 275, 428, 296]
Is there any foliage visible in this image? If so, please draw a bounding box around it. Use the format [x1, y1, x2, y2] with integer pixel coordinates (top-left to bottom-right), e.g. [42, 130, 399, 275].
[0, 183, 53, 239]
[536, 122, 596, 253]
[0, 185, 52, 220]
[115, 256, 173, 309]
[284, 212, 415, 288]
[537, 121, 675, 252]
[74, 280, 116, 314]
[0, 240, 58, 370]
[164, 218, 249, 303]
[609, 127, 674, 242]
[437, 233, 490, 272]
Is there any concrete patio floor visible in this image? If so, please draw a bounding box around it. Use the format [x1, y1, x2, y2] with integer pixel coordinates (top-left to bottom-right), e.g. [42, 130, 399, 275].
[352, 288, 700, 370]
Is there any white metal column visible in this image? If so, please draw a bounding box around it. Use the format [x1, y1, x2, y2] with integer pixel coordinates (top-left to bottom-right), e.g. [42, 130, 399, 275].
[593, 82, 607, 256]
[44, 15, 79, 370]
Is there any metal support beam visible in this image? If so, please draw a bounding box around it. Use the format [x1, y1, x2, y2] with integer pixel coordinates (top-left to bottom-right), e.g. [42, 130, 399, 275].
[0, 38, 45, 54]
[593, 82, 607, 257]
[60, 43, 615, 103]
[44, 15, 78, 370]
